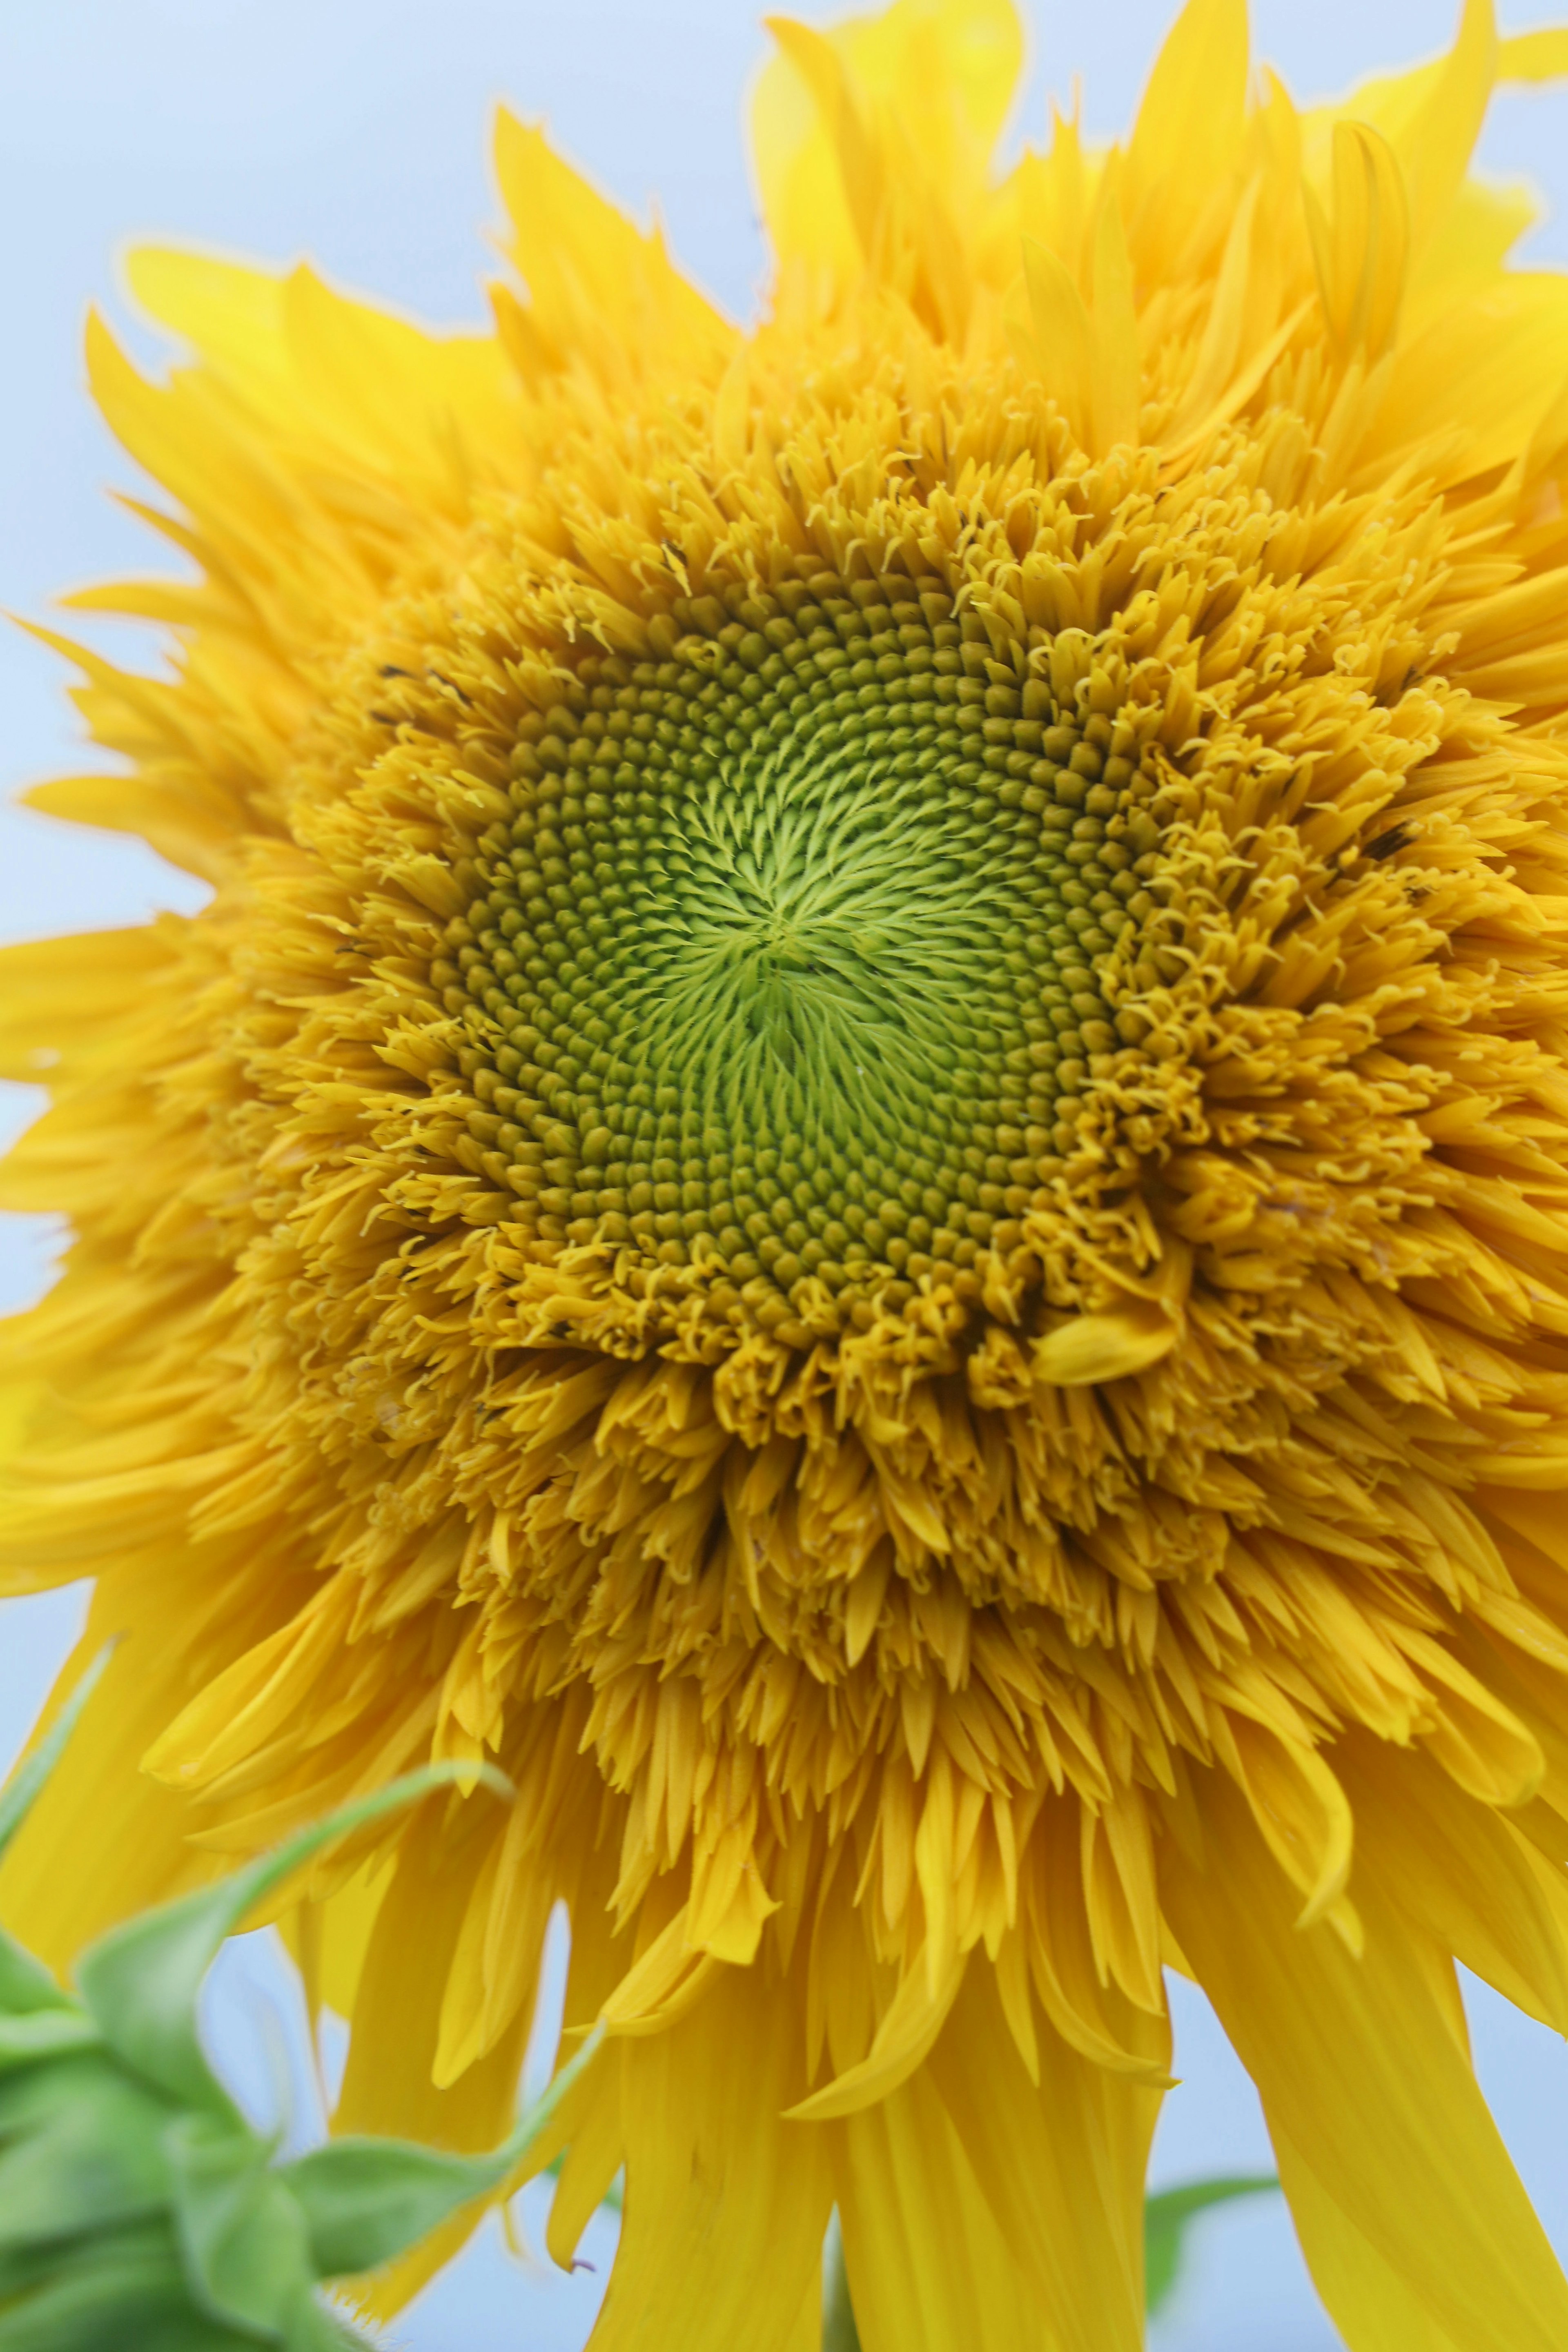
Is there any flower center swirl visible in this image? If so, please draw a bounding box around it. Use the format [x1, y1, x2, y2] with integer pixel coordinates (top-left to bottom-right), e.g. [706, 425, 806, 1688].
[443, 577, 1160, 1331]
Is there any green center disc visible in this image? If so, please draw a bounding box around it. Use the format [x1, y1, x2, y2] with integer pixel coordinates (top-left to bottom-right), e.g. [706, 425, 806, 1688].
[448, 573, 1159, 1311]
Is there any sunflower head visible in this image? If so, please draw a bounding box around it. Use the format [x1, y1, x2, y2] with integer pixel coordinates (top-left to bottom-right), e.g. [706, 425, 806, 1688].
[8, 2, 1568, 2345]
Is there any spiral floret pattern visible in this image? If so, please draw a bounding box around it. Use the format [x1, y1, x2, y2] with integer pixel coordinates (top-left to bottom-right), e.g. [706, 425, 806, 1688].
[444, 574, 1164, 1327]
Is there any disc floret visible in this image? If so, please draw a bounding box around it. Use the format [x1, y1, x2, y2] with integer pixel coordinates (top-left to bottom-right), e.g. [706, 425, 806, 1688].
[430, 567, 1179, 1357]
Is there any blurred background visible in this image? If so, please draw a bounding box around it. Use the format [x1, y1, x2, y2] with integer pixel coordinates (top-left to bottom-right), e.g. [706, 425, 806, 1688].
[3, 3, 1568, 2344]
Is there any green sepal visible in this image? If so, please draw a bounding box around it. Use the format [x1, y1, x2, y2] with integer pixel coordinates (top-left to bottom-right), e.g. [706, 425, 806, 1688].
[279, 2021, 606, 2277]
[0, 2009, 100, 2072]
[283, 2295, 367, 2352]
[281, 2290, 368, 2352]
[0, 2216, 246, 2352]
[0, 2232, 78, 2304]
[279, 2139, 499, 2285]
[165, 2110, 315, 2337]
[0, 1748, 554, 2345]
[0, 1936, 71, 2023]
[1144, 2172, 1279, 2316]
[0, 2052, 177, 2250]
[75, 1761, 510, 2113]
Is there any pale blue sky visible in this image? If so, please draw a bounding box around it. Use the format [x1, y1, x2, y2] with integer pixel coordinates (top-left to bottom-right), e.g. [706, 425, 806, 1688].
[3, 5, 1568, 2346]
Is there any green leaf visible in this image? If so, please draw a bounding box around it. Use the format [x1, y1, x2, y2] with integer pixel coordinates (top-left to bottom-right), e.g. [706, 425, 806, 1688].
[0, 2232, 77, 2304]
[0, 2216, 247, 2352]
[1144, 2172, 1279, 2317]
[164, 2111, 315, 2339]
[280, 2138, 496, 2285]
[0, 2009, 100, 2073]
[280, 2289, 369, 2352]
[0, 2053, 178, 2251]
[76, 1761, 510, 2113]
[281, 2021, 606, 2279]
[0, 1652, 114, 2021]
[0, 1937, 70, 2025]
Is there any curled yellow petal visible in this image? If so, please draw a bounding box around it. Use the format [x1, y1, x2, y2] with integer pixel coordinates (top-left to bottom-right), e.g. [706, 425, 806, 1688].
[1032, 1301, 1180, 1387]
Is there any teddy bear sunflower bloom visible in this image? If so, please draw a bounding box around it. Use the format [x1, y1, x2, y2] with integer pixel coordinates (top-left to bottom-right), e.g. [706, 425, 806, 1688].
[6, 0, 1568, 2345]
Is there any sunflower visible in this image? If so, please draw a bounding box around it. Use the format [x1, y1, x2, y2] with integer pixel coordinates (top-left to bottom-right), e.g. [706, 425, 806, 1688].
[7, 0, 1568, 2342]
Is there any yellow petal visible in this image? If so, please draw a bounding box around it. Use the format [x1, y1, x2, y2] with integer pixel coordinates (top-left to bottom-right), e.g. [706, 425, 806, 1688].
[281, 263, 521, 491]
[1341, 1735, 1568, 2034]
[1165, 1767, 1568, 2352]
[82, 307, 302, 567]
[0, 930, 172, 1083]
[493, 111, 731, 384]
[334, 1803, 535, 2320]
[1304, 122, 1410, 356]
[1166, 176, 1261, 435]
[1126, 0, 1249, 273]
[833, 2060, 1041, 2352]
[922, 1962, 1163, 2352]
[1214, 1713, 1354, 1927]
[1087, 178, 1140, 453]
[752, 0, 1023, 298]
[278, 1861, 385, 2027]
[1359, 273, 1568, 488]
[829, 1969, 1156, 2352]
[751, 18, 861, 292]
[866, 0, 1023, 160]
[1011, 234, 1092, 447]
[787, 1941, 966, 2121]
[762, 20, 882, 263]
[143, 1579, 355, 1791]
[544, 2055, 625, 2271]
[1022, 1797, 1176, 2081]
[1499, 27, 1568, 80]
[1357, 0, 1498, 256]
[591, 1967, 831, 2352]
[1032, 1298, 1180, 1385]
[126, 248, 291, 396]
[0, 1602, 224, 1968]
[599, 1902, 722, 2037]
[1273, 2125, 1465, 2352]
